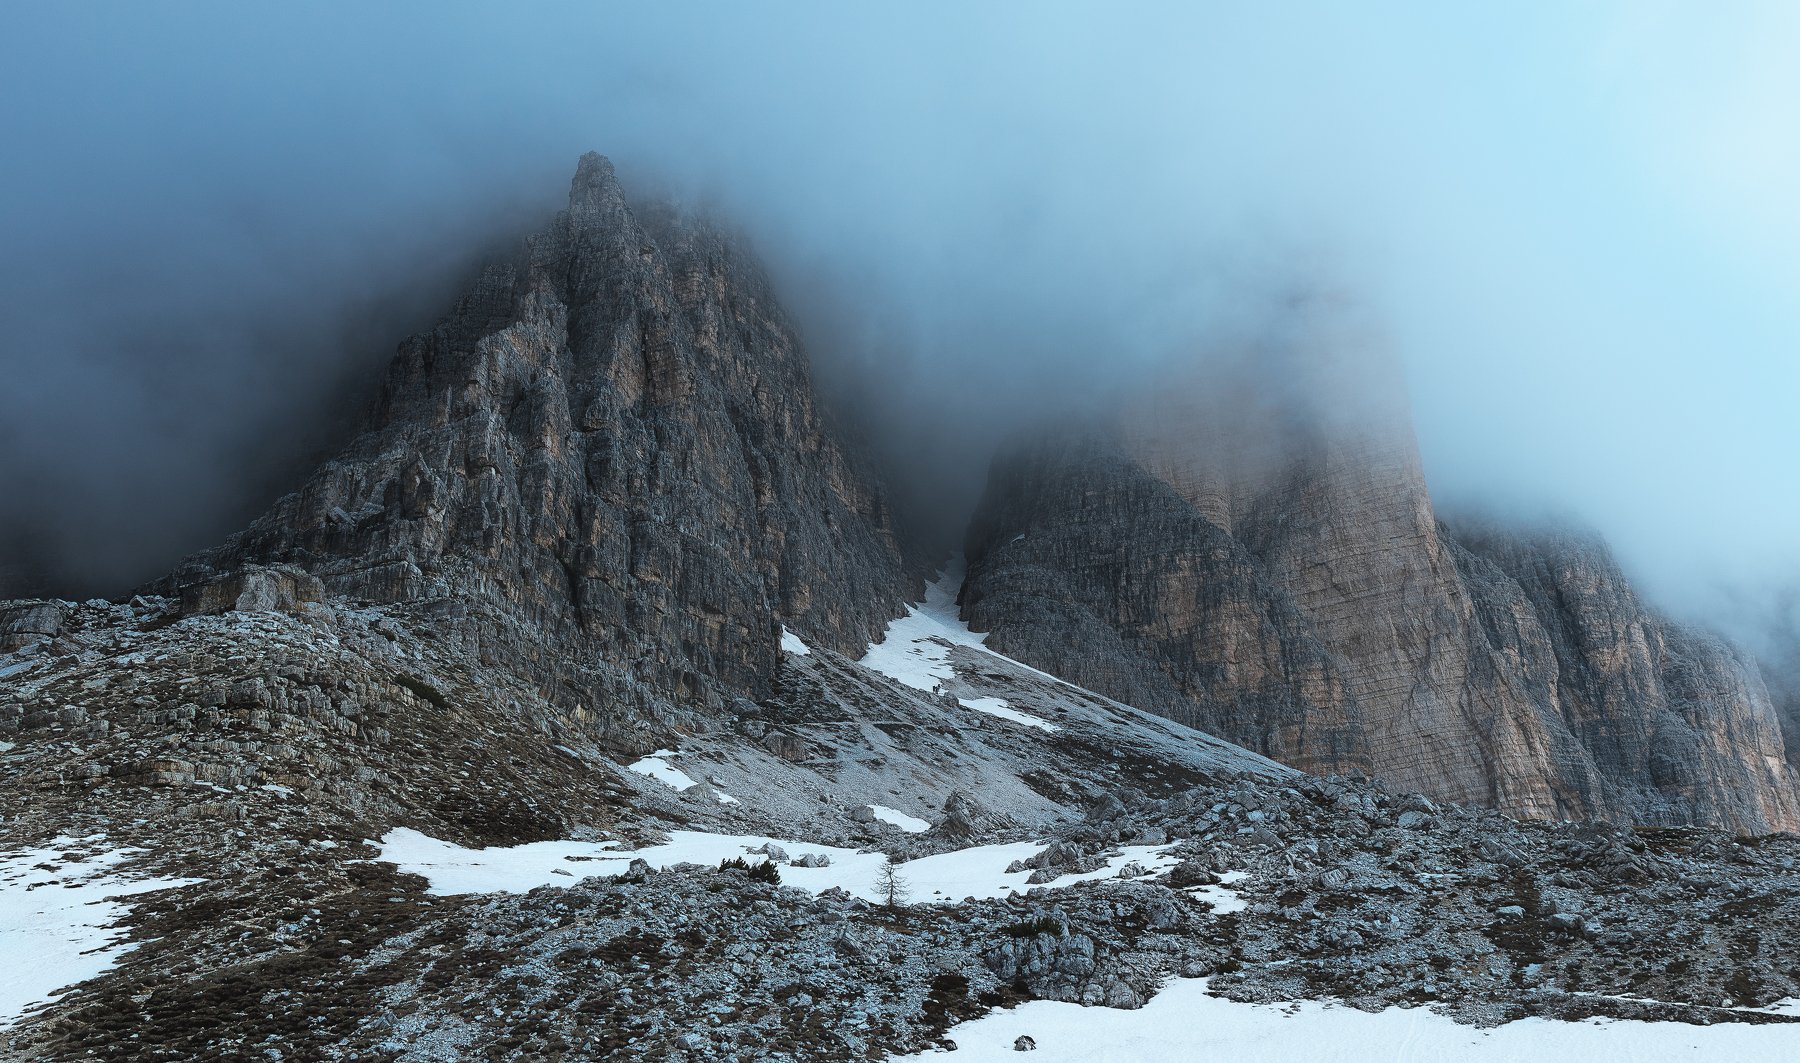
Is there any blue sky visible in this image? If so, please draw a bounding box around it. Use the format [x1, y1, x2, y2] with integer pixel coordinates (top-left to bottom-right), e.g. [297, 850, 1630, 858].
[1, 2, 1795, 622]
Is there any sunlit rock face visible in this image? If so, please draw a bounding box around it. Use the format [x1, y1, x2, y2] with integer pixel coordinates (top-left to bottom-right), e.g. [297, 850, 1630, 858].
[963, 349, 1800, 833]
[162, 153, 923, 716]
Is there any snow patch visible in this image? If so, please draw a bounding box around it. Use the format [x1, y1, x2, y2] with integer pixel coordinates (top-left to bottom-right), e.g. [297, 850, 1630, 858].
[959, 696, 1060, 733]
[887, 976, 1800, 1062]
[868, 805, 931, 833]
[626, 750, 697, 791]
[1185, 870, 1250, 914]
[376, 830, 1197, 908]
[779, 626, 811, 656]
[859, 562, 990, 692]
[0, 840, 199, 1028]
[859, 557, 1109, 709]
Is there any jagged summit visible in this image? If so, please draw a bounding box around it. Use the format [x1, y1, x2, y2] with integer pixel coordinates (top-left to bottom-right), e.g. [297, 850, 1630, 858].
[569, 150, 623, 212]
[161, 152, 925, 716]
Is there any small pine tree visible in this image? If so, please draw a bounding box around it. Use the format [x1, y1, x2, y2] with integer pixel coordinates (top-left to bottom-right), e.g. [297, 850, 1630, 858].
[874, 857, 910, 908]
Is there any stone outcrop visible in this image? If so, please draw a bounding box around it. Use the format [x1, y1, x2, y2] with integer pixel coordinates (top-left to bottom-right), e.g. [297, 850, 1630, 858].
[178, 564, 323, 616]
[159, 154, 922, 712]
[0, 600, 68, 651]
[963, 352, 1800, 833]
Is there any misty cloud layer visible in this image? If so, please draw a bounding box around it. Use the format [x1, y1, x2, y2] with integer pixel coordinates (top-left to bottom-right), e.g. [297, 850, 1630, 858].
[3, 3, 1797, 631]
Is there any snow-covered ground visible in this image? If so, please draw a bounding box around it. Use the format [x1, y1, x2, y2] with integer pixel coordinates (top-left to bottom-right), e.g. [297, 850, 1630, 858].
[780, 627, 811, 655]
[0, 839, 198, 1028]
[1183, 870, 1250, 914]
[626, 750, 697, 791]
[868, 805, 932, 833]
[886, 977, 1800, 1062]
[858, 564, 985, 692]
[375, 829, 1208, 907]
[858, 561, 1060, 734]
[958, 695, 1059, 733]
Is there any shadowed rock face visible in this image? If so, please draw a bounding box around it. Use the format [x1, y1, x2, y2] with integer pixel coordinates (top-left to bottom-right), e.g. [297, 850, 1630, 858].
[964, 355, 1800, 833]
[1757, 604, 1800, 772]
[162, 153, 922, 712]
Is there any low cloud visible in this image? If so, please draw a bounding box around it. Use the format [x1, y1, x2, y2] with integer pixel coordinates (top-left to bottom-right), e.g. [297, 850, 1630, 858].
[2, 3, 1795, 630]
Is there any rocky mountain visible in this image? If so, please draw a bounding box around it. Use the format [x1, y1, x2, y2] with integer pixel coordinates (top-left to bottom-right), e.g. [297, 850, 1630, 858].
[3, 154, 1799, 1060]
[962, 351, 1800, 834]
[158, 152, 924, 741]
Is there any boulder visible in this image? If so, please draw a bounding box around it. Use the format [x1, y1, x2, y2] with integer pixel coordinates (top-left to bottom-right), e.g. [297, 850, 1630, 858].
[0, 600, 69, 650]
[179, 565, 324, 616]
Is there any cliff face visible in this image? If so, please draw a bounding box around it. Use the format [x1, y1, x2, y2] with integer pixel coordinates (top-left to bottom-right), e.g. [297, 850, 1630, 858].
[1757, 604, 1800, 772]
[964, 357, 1800, 833]
[165, 153, 922, 713]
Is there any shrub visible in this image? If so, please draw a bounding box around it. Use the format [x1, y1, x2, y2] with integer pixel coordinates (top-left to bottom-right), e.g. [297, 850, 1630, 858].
[1002, 916, 1063, 938]
[719, 856, 781, 884]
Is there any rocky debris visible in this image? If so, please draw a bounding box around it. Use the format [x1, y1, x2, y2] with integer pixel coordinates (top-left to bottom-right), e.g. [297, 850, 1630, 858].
[961, 355, 1800, 834]
[177, 564, 324, 616]
[3, 600, 1799, 1062]
[1070, 774, 1800, 1027]
[0, 851, 1217, 1061]
[0, 596, 632, 853]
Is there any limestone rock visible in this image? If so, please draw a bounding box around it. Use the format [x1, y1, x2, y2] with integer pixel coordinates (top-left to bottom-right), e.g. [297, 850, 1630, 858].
[962, 352, 1800, 833]
[0, 600, 69, 650]
[178, 564, 324, 616]
[157, 153, 924, 722]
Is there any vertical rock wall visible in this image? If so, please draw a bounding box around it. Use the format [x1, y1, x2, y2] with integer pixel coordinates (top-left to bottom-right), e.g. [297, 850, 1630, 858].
[964, 355, 1800, 833]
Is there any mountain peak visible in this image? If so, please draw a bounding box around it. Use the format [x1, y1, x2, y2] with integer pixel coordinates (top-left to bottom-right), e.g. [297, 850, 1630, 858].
[569, 150, 626, 219]
[158, 152, 922, 725]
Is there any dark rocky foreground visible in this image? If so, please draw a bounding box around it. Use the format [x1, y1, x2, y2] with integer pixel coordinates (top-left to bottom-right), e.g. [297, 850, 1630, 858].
[2, 592, 1797, 1061]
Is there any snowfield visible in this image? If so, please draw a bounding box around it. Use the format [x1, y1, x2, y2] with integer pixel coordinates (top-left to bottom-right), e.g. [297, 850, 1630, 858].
[375, 829, 1213, 907]
[626, 749, 697, 791]
[868, 804, 933, 833]
[858, 560, 1062, 733]
[959, 695, 1060, 732]
[858, 565, 981, 692]
[886, 977, 1800, 1062]
[0, 839, 198, 1028]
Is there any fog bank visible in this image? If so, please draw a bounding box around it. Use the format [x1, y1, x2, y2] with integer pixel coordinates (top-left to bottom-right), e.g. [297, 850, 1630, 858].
[2, 2, 1796, 627]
